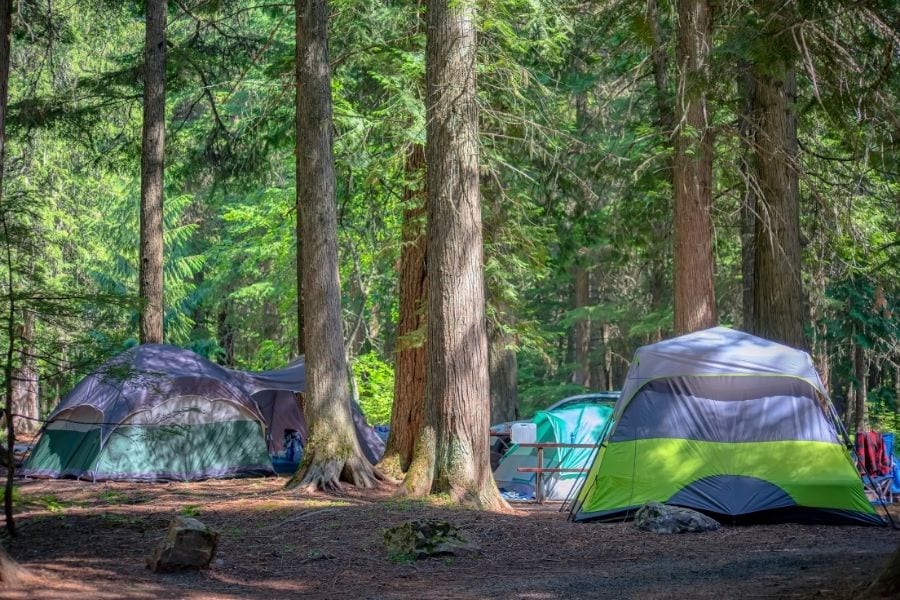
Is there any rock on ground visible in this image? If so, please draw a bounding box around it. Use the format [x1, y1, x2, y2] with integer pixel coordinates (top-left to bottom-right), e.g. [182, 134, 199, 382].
[383, 519, 480, 561]
[635, 502, 720, 534]
[147, 516, 219, 572]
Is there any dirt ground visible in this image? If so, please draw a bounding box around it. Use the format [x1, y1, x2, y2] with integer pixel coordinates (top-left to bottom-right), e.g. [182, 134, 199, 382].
[1, 477, 898, 599]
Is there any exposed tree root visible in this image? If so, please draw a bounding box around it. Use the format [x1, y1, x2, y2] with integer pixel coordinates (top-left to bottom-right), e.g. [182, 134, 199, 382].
[375, 451, 405, 481]
[0, 546, 26, 586]
[285, 450, 389, 493]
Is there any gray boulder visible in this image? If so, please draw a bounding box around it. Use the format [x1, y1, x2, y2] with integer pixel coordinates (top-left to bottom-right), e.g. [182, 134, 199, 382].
[634, 502, 720, 534]
[148, 516, 219, 572]
[384, 519, 480, 561]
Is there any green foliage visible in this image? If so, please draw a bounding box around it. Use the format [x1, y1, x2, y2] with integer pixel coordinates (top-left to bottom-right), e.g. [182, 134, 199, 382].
[0, 0, 895, 432]
[353, 351, 394, 425]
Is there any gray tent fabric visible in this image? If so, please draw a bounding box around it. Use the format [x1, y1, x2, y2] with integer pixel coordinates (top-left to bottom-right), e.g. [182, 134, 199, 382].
[236, 357, 385, 463]
[46, 344, 264, 445]
[615, 326, 828, 423]
[252, 389, 307, 453]
[611, 377, 836, 444]
[30, 345, 384, 481]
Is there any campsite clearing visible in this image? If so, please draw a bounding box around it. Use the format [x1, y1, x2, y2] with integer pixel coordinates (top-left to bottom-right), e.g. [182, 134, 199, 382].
[3, 478, 898, 599]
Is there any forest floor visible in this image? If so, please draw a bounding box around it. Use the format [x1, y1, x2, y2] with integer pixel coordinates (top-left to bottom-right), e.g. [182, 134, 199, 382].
[2, 477, 899, 599]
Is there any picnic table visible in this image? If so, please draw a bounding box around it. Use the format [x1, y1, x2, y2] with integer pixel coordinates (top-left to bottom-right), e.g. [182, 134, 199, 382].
[512, 442, 598, 504]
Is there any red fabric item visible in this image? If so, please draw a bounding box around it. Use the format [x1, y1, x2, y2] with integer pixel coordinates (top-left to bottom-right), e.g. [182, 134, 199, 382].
[856, 431, 891, 476]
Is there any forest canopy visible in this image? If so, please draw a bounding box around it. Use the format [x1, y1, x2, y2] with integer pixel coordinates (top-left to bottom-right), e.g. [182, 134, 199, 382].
[0, 0, 897, 434]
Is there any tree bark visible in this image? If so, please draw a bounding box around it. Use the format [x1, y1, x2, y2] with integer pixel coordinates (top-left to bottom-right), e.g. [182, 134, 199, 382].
[853, 339, 868, 434]
[571, 265, 591, 387]
[295, 21, 306, 356]
[646, 0, 671, 343]
[11, 310, 38, 435]
[489, 314, 518, 425]
[287, 0, 380, 491]
[402, 0, 505, 509]
[139, 0, 166, 344]
[0, 0, 16, 539]
[647, 0, 673, 134]
[216, 308, 235, 367]
[748, 1, 805, 349]
[672, 0, 717, 335]
[738, 61, 757, 332]
[380, 144, 427, 476]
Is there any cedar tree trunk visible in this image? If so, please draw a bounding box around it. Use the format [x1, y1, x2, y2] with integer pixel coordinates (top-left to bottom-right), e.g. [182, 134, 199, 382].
[295, 24, 306, 356]
[0, 0, 16, 538]
[287, 0, 380, 491]
[380, 144, 427, 475]
[488, 314, 518, 425]
[646, 0, 671, 342]
[672, 0, 717, 334]
[738, 61, 757, 331]
[403, 0, 505, 509]
[139, 0, 166, 344]
[748, 15, 806, 348]
[853, 340, 868, 433]
[571, 265, 591, 387]
[11, 310, 38, 435]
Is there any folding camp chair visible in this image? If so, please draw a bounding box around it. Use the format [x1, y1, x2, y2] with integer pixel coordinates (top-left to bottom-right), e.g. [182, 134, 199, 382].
[856, 431, 895, 505]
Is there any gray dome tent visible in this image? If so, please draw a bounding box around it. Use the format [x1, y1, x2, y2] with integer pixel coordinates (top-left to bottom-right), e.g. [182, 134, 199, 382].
[22, 344, 384, 481]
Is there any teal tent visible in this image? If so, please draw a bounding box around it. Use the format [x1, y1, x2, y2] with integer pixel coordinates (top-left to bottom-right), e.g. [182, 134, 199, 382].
[493, 402, 614, 500]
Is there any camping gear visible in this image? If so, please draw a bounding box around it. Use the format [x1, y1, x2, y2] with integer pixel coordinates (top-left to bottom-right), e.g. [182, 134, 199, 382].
[22, 344, 384, 481]
[856, 431, 896, 505]
[494, 401, 614, 501]
[570, 327, 885, 525]
[510, 423, 537, 444]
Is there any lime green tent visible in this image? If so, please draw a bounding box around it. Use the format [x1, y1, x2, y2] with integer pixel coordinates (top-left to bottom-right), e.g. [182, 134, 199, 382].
[494, 402, 614, 501]
[571, 327, 884, 525]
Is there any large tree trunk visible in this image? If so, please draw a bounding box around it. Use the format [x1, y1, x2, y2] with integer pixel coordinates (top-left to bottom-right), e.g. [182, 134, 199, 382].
[646, 0, 671, 343]
[216, 308, 235, 366]
[139, 0, 166, 344]
[738, 62, 757, 332]
[489, 312, 518, 425]
[380, 144, 427, 476]
[295, 25, 306, 357]
[853, 340, 868, 434]
[0, 0, 16, 539]
[287, 0, 380, 491]
[672, 0, 717, 335]
[748, 14, 806, 348]
[402, 0, 505, 509]
[571, 265, 591, 387]
[11, 310, 38, 435]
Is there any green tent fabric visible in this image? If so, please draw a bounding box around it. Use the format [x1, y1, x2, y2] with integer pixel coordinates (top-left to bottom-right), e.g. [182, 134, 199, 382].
[494, 402, 614, 500]
[24, 396, 275, 482]
[22, 345, 277, 481]
[571, 327, 884, 525]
